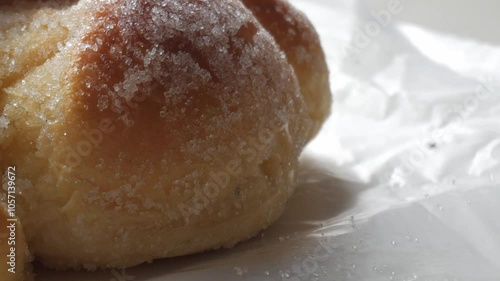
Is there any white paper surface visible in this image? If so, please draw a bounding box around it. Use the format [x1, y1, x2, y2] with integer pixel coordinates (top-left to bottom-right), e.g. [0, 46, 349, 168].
[38, 0, 500, 280]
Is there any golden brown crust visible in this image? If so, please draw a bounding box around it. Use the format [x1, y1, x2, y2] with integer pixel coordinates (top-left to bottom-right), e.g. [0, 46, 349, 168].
[241, 0, 332, 138]
[0, 0, 331, 273]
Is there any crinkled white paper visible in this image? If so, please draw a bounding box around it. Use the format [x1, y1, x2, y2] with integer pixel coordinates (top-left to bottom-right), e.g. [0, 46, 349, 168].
[39, 0, 500, 280]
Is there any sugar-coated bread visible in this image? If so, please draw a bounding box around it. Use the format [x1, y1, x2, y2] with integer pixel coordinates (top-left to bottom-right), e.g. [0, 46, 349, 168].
[0, 0, 331, 272]
[241, 0, 332, 138]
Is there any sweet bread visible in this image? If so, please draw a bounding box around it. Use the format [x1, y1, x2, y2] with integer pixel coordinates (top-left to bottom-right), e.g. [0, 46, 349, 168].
[0, 0, 331, 275]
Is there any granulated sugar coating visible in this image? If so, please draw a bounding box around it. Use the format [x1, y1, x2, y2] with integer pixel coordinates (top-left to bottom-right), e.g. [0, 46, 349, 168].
[0, 0, 331, 272]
